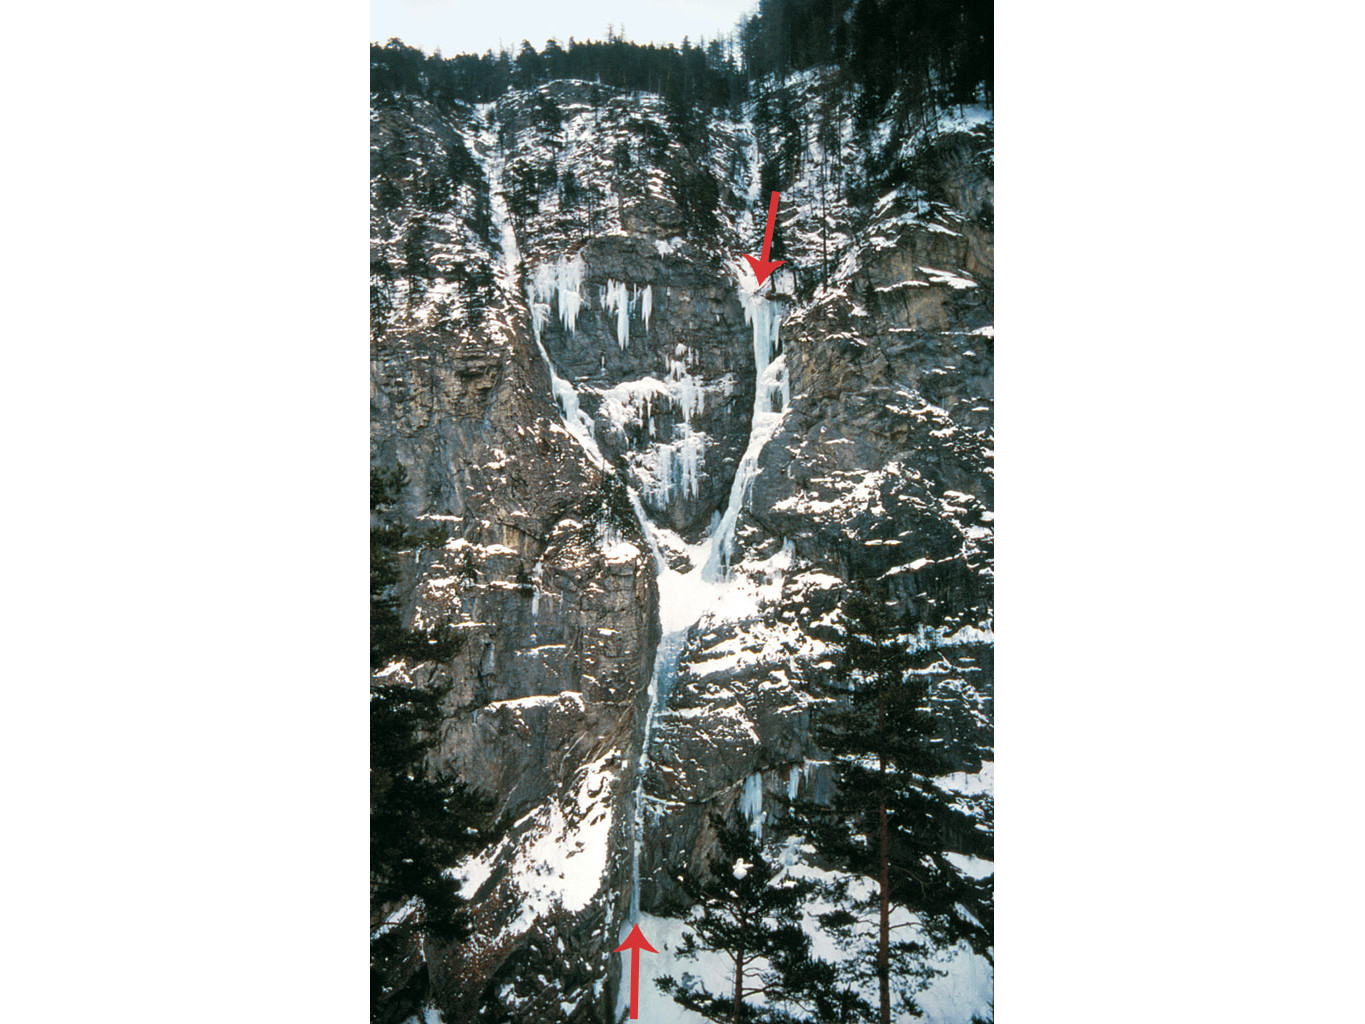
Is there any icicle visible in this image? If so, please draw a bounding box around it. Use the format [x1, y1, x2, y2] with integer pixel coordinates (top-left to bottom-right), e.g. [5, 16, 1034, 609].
[530, 560, 544, 617]
[678, 429, 704, 498]
[740, 772, 765, 838]
[527, 256, 585, 336]
[641, 284, 652, 332]
[556, 255, 585, 334]
[529, 263, 556, 305]
[604, 279, 630, 349]
[653, 444, 674, 506]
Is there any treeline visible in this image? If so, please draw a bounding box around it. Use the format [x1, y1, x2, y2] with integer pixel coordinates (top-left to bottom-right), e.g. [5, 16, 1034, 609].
[741, 0, 992, 118]
[370, 0, 991, 116]
[370, 33, 742, 110]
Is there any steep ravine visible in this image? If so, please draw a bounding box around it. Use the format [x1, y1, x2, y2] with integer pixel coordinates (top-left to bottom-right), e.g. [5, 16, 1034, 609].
[475, 111, 796, 1020]
[485, 122, 795, 1014]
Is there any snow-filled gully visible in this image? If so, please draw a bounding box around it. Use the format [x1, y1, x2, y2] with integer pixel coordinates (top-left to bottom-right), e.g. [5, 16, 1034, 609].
[481, 122, 788, 1015]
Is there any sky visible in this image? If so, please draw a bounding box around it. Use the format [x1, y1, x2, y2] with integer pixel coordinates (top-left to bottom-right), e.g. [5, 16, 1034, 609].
[371, 0, 757, 56]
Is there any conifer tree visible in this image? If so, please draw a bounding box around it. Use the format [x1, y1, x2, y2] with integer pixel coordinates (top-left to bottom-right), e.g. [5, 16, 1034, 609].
[370, 681, 491, 1024]
[785, 584, 993, 1024]
[656, 816, 865, 1024]
[370, 466, 463, 668]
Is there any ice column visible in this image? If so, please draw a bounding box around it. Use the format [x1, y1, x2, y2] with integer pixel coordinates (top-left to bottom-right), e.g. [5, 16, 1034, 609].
[740, 772, 765, 837]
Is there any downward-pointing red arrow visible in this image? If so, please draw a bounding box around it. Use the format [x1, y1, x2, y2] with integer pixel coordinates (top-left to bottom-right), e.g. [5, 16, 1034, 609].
[613, 923, 658, 1020]
[743, 190, 787, 286]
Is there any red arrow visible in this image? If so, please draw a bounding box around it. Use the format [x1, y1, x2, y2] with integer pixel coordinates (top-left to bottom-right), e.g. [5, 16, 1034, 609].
[743, 191, 787, 286]
[613, 923, 658, 1020]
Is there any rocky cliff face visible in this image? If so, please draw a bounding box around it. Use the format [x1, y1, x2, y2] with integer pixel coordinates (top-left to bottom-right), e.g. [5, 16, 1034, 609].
[372, 67, 993, 1023]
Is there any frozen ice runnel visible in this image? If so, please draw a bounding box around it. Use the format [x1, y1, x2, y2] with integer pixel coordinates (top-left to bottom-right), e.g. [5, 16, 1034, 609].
[702, 284, 788, 579]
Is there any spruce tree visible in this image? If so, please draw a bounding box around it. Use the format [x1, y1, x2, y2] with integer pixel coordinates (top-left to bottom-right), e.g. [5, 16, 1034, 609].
[656, 815, 864, 1024]
[785, 585, 993, 1023]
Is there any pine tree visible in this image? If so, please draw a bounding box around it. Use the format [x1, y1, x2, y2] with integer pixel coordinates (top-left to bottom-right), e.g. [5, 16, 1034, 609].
[560, 168, 582, 209]
[400, 219, 431, 305]
[370, 466, 463, 669]
[785, 584, 993, 1023]
[370, 681, 491, 1024]
[656, 815, 864, 1024]
[371, 250, 396, 340]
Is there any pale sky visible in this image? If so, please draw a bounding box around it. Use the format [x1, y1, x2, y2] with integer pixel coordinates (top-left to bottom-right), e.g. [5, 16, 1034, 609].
[371, 0, 758, 56]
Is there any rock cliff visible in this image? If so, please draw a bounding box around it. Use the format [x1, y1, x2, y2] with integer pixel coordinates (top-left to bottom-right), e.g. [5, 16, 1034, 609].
[372, 63, 993, 1023]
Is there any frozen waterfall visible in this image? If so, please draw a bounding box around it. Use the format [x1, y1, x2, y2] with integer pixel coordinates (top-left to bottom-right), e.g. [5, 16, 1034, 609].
[703, 290, 788, 580]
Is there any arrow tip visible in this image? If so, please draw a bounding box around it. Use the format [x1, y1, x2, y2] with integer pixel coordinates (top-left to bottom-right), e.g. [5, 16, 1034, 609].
[614, 923, 658, 954]
[742, 253, 787, 287]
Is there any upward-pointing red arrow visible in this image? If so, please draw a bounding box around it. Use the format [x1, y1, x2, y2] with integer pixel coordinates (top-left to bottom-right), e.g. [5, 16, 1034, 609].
[743, 190, 788, 286]
[613, 923, 658, 1020]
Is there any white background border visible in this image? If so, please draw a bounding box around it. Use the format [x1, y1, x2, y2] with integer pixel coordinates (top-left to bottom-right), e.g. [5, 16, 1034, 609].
[4, 2, 1362, 1020]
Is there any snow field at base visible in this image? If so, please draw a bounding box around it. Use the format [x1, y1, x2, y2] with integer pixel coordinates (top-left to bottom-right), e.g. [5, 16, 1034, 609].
[781, 846, 993, 1024]
[616, 837, 993, 1024]
[616, 912, 740, 1024]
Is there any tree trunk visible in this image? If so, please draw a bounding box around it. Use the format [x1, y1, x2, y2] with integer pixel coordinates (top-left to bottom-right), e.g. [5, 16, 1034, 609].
[878, 692, 891, 1024]
[820, 154, 828, 286]
[732, 949, 745, 1024]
